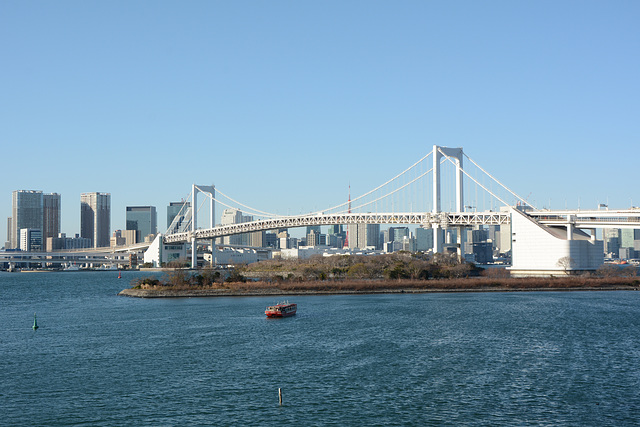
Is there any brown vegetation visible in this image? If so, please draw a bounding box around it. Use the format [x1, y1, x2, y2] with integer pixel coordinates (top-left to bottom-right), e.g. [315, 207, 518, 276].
[129, 253, 640, 295]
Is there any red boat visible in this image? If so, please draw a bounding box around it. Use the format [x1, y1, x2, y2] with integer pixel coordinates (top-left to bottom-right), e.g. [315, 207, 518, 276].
[265, 302, 297, 318]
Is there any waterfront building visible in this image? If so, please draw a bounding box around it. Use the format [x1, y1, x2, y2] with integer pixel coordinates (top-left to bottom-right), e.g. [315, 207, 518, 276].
[46, 233, 92, 251]
[126, 206, 157, 242]
[498, 206, 512, 256]
[43, 193, 61, 243]
[80, 192, 111, 248]
[5, 217, 12, 249]
[20, 228, 42, 252]
[11, 190, 43, 250]
[509, 207, 603, 276]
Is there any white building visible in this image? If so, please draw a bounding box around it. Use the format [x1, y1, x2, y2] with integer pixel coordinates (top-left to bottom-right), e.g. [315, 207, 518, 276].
[144, 234, 188, 267]
[509, 208, 603, 276]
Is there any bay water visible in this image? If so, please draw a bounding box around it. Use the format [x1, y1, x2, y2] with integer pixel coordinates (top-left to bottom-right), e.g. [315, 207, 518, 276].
[2, 271, 640, 426]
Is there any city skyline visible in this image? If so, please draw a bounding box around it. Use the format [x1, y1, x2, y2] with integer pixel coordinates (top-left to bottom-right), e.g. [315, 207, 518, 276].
[2, 2, 639, 246]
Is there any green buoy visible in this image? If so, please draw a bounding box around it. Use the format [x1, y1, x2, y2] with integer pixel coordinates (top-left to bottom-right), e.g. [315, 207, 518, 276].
[32, 313, 38, 330]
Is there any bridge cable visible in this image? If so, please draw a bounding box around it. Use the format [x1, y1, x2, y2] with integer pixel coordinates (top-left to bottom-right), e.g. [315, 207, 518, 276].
[319, 151, 433, 214]
[439, 151, 511, 208]
[207, 188, 280, 218]
[463, 152, 536, 209]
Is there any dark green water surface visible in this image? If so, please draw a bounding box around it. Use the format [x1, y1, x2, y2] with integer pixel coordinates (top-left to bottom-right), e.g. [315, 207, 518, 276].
[2, 271, 640, 426]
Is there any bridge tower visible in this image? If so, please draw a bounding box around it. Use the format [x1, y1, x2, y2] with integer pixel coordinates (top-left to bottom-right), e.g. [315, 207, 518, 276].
[432, 145, 464, 255]
[190, 184, 215, 268]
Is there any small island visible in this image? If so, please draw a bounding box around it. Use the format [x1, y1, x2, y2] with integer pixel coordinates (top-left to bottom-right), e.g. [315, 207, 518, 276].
[119, 252, 640, 298]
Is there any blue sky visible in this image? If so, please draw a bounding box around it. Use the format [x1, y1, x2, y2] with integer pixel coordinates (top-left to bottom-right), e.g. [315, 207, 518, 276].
[1, 1, 639, 244]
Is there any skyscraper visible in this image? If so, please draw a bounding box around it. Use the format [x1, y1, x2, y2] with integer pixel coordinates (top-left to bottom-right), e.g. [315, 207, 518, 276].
[167, 201, 190, 230]
[43, 193, 61, 243]
[81, 192, 111, 248]
[126, 206, 157, 242]
[10, 190, 43, 249]
[220, 208, 243, 245]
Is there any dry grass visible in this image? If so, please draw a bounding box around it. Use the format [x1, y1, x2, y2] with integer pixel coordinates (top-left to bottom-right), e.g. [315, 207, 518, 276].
[145, 276, 640, 293]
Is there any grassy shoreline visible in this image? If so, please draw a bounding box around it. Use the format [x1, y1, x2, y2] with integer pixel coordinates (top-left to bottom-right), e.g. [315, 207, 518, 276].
[119, 276, 640, 298]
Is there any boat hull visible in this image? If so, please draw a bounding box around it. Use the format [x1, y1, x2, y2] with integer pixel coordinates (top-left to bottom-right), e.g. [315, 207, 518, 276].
[265, 311, 296, 318]
[265, 302, 297, 318]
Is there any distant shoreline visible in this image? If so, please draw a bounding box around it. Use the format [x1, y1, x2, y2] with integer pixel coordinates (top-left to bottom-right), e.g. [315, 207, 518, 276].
[119, 277, 640, 298]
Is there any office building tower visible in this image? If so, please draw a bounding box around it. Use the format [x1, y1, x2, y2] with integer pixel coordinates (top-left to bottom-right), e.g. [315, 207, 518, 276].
[20, 228, 42, 251]
[327, 225, 342, 235]
[416, 227, 433, 252]
[11, 190, 43, 250]
[43, 193, 61, 242]
[603, 228, 620, 258]
[81, 192, 111, 248]
[6, 217, 12, 248]
[221, 208, 243, 245]
[307, 229, 319, 247]
[265, 232, 278, 248]
[306, 226, 321, 235]
[126, 206, 157, 242]
[620, 229, 640, 250]
[392, 227, 410, 242]
[348, 223, 380, 249]
[167, 201, 190, 230]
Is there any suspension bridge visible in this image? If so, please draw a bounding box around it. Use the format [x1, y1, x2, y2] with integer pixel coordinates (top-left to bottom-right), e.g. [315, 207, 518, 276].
[148, 145, 640, 275]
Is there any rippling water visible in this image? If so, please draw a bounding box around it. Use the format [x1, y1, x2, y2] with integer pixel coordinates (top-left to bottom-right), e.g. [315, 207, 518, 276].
[2, 271, 640, 425]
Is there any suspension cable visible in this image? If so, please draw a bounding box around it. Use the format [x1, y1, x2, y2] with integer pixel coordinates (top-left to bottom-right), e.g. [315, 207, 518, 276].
[463, 153, 535, 208]
[320, 151, 433, 214]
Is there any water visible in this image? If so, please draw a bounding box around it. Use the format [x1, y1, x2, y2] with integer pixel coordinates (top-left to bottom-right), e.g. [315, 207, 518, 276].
[2, 271, 640, 426]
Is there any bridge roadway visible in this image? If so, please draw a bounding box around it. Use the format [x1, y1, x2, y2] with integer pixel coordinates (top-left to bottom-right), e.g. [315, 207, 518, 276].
[528, 209, 640, 229]
[0, 243, 150, 265]
[163, 209, 640, 244]
[163, 211, 511, 244]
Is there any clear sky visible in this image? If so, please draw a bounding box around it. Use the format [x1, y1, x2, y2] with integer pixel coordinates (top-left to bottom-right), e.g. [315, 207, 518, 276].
[1, 1, 639, 245]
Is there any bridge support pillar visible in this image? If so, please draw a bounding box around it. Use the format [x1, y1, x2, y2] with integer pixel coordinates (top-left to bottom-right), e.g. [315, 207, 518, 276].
[456, 227, 463, 261]
[567, 215, 574, 241]
[433, 223, 442, 253]
[191, 238, 197, 269]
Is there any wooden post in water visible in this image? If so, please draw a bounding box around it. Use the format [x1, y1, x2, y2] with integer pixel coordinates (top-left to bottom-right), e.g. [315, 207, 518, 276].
[278, 388, 282, 406]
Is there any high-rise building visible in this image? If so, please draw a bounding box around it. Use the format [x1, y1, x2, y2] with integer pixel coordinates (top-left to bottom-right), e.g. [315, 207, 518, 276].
[81, 192, 111, 248]
[306, 226, 321, 235]
[348, 223, 380, 249]
[416, 227, 433, 252]
[126, 206, 157, 242]
[603, 228, 621, 258]
[220, 208, 244, 245]
[167, 201, 190, 230]
[307, 229, 319, 247]
[43, 193, 61, 243]
[327, 225, 342, 235]
[11, 190, 43, 249]
[620, 229, 640, 250]
[6, 217, 13, 248]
